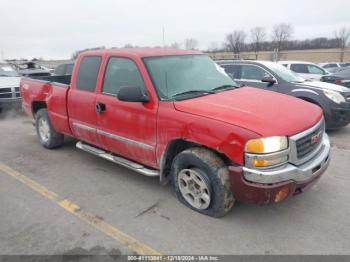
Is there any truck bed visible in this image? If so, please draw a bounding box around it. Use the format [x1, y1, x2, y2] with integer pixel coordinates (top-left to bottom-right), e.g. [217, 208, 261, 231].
[29, 75, 71, 85]
[20, 77, 73, 136]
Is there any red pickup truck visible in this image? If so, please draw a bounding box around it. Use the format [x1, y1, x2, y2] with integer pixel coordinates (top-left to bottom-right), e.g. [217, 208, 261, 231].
[21, 49, 330, 217]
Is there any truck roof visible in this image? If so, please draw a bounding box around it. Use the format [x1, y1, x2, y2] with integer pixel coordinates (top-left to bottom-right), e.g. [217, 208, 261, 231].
[81, 48, 202, 58]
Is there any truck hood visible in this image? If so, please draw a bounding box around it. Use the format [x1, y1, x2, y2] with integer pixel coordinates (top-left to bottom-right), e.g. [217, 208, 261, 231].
[296, 81, 350, 92]
[0, 77, 21, 88]
[174, 87, 323, 137]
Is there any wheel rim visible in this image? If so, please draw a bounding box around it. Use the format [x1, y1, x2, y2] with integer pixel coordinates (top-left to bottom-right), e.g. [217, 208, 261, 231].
[177, 168, 211, 210]
[38, 118, 50, 142]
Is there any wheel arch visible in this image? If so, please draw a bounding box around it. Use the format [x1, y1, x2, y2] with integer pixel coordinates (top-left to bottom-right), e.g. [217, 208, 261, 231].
[32, 101, 47, 117]
[159, 138, 232, 184]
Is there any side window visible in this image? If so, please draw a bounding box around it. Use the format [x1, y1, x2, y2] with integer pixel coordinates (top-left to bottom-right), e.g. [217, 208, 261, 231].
[221, 64, 241, 79]
[76, 56, 101, 92]
[241, 65, 267, 80]
[54, 64, 65, 75]
[103, 57, 145, 96]
[324, 64, 337, 68]
[290, 64, 308, 73]
[307, 65, 324, 75]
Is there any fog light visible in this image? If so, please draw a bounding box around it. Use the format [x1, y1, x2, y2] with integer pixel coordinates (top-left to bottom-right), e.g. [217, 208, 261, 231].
[274, 187, 290, 203]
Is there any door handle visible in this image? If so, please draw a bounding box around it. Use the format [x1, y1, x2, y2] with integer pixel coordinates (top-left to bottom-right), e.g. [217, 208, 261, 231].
[96, 102, 106, 114]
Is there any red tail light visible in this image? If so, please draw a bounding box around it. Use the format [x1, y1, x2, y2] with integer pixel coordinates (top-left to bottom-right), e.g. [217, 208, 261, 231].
[335, 79, 342, 85]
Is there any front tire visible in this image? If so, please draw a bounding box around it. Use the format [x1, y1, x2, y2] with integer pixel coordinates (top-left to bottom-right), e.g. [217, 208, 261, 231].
[171, 147, 235, 217]
[35, 109, 64, 149]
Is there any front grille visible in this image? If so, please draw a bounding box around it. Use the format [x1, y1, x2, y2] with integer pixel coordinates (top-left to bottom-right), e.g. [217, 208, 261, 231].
[0, 88, 13, 98]
[295, 121, 324, 159]
[289, 118, 325, 166]
[15, 87, 21, 98]
[0, 87, 21, 99]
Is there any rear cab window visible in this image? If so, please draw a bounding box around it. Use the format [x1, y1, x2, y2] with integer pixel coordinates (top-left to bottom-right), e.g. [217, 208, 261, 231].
[76, 56, 102, 92]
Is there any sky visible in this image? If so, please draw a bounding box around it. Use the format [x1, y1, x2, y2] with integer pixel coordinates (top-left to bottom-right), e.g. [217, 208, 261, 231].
[0, 0, 349, 60]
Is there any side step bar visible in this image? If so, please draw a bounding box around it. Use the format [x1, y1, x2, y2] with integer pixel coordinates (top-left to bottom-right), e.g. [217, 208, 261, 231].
[76, 141, 159, 177]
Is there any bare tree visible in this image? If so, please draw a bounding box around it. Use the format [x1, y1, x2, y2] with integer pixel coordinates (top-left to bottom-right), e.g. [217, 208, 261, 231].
[225, 30, 247, 58]
[271, 23, 293, 59]
[334, 27, 350, 62]
[184, 39, 199, 50]
[250, 27, 266, 59]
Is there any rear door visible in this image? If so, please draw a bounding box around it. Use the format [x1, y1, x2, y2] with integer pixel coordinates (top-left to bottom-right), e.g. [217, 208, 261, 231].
[68, 56, 102, 146]
[95, 56, 157, 167]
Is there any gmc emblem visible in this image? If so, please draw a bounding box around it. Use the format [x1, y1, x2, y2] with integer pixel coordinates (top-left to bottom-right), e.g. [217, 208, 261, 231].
[311, 131, 322, 144]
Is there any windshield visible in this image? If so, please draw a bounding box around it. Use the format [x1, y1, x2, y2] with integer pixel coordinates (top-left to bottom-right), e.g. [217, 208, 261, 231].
[0, 64, 20, 77]
[266, 62, 305, 83]
[143, 55, 237, 100]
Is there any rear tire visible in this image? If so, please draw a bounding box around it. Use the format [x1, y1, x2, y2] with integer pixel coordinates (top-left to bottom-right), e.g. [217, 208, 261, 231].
[171, 147, 235, 217]
[35, 109, 64, 149]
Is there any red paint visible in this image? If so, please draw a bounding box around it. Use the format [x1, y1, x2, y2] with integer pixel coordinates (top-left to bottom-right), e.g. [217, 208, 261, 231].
[174, 87, 323, 137]
[20, 48, 325, 204]
[228, 164, 326, 204]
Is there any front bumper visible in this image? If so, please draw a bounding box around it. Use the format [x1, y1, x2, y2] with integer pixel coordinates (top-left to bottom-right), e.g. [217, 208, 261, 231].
[229, 134, 330, 204]
[324, 98, 350, 128]
[0, 98, 22, 110]
[326, 107, 350, 128]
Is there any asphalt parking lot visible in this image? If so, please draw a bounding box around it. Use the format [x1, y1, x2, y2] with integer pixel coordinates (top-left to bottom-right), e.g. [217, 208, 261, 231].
[1, 111, 350, 255]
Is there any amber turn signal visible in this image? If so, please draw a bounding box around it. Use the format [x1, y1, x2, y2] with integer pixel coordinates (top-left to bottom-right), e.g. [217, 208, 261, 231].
[251, 155, 288, 168]
[274, 187, 290, 203]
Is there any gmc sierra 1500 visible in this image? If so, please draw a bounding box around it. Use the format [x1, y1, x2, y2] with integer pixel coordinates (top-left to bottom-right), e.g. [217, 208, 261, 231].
[21, 49, 330, 217]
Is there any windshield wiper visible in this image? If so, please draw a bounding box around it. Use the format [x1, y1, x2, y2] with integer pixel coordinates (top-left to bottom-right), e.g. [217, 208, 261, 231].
[211, 84, 238, 92]
[171, 90, 215, 99]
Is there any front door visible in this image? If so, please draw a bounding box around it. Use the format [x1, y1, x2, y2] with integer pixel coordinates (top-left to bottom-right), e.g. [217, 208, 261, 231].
[95, 57, 157, 168]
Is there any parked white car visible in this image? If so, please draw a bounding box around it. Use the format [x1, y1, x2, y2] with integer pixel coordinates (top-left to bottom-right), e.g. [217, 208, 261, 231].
[319, 62, 350, 73]
[279, 61, 329, 81]
[0, 61, 21, 111]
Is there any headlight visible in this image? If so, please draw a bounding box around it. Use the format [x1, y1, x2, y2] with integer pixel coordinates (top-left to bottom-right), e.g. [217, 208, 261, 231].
[245, 136, 289, 168]
[245, 136, 288, 154]
[323, 90, 345, 104]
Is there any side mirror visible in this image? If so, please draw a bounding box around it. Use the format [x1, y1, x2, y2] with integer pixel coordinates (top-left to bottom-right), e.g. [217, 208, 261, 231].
[117, 86, 149, 103]
[261, 75, 276, 84]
